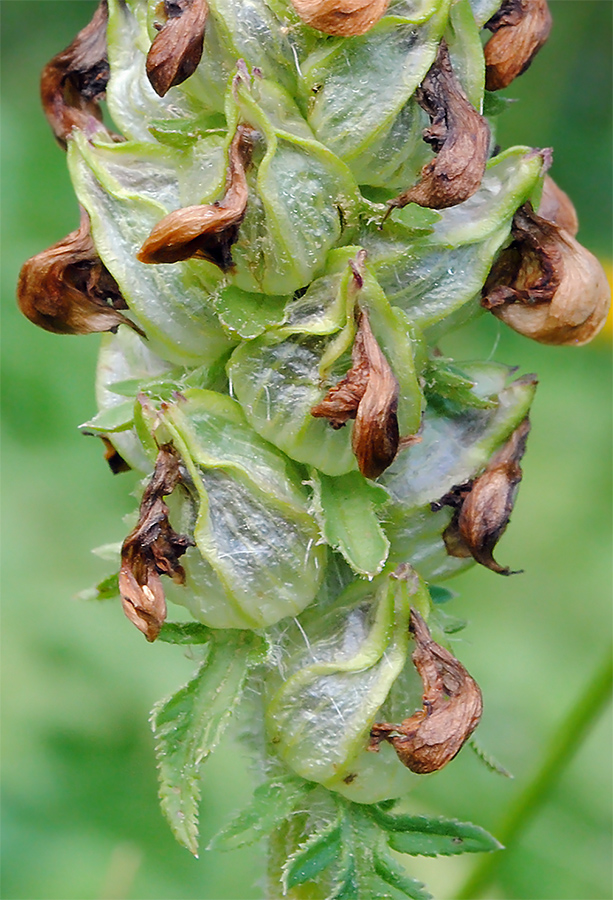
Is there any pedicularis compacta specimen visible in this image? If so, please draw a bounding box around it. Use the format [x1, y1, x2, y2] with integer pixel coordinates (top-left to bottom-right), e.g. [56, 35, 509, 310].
[18, 0, 610, 896]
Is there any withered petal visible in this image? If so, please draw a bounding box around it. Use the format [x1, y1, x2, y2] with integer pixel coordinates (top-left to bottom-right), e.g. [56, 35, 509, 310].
[137, 125, 255, 268]
[482, 203, 611, 345]
[100, 435, 131, 474]
[369, 609, 482, 773]
[119, 445, 193, 642]
[311, 308, 400, 479]
[289, 0, 388, 36]
[146, 0, 209, 97]
[441, 415, 532, 575]
[385, 41, 490, 212]
[40, 0, 112, 148]
[484, 0, 552, 92]
[17, 208, 144, 336]
[538, 175, 579, 236]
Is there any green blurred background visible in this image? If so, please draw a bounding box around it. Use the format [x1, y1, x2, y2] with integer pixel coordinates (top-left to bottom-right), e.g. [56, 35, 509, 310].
[1, 3, 611, 898]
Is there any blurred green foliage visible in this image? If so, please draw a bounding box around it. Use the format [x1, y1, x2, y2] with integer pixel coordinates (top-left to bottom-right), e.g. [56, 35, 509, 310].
[1, 2, 611, 899]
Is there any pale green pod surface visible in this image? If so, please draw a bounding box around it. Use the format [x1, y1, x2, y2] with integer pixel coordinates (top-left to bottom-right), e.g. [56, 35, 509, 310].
[361, 148, 547, 332]
[92, 329, 176, 472]
[302, 2, 451, 188]
[159, 389, 326, 628]
[381, 364, 537, 568]
[106, 0, 203, 142]
[445, 0, 485, 110]
[265, 574, 428, 803]
[68, 132, 234, 367]
[226, 78, 362, 295]
[468, 0, 501, 28]
[228, 332, 357, 476]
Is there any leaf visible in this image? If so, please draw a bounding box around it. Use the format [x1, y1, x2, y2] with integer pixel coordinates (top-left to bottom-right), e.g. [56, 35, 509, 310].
[150, 632, 259, 854]
[310, 470, 390, 576]
[157, 622, 212, 644]
[428, 585, 456, 604]
[283, 817, 343, 890]
[210, 775, 312, 852]
[79, 400, 135, 434]
[214, 285, 288, 339]
[374, 849, 433, 900]
[77, 572, 119, 602]
[369, 807, 503, 857]
[468, 737, 514, 779]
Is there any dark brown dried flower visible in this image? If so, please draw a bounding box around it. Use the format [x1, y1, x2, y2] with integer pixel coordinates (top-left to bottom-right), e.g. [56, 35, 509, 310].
[137, 125, 255, 268]
[385, 41, 489, 213]
[537, 175, 579, 236]
[119, 445, 193, 641]
[369, 608, 482, 773]
[40, 0, 112, 149]
[146, 0, 208, 98]
[311, 307, 400, 479]
[289, 0, 388, 36]
[17, 208, 143, 336]
[437, 414, 532, 575]
[482, 203, 610, 345]
[100, 436, 131, 474]
[484, 0, 552, 92]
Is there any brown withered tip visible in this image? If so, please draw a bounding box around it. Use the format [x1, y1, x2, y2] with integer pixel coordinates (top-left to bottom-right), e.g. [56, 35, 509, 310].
[146, 0, 208, 98]
[40, 0, 112, 148]
[538, 175, 579, 236]
[482, 203, 611, 345]
[369, 608, 482, 773]
[384, 41, 490, 214]
[311, 306, 400, 479]
[435, 415, 532, 575]
[100, 436, 131, 474]
[17, 208, 144, 337]
[119, 445, 193, 641]
[289, 0, 388, 37]
[137, 124, 255, 268]
[484, 0, 552, 92]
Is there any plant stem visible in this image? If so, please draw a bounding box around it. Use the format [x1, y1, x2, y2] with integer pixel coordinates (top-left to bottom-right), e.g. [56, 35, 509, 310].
[457, 642, 613, 900]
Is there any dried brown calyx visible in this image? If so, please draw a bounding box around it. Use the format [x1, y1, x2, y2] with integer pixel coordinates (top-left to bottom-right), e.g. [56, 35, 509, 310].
[482, 202, 611, 345]
[100, 436, 131, 474]
[311, 304, 400, 480]
[538, 175, 579, 237]
[289, 0, 388, 36]
[40, 0, 112, 149]
[484, 0, 552, 92]
[17, 208, 143, 336]
[435, 414, 532, 575]
[119, 445, 193, 641]
[146, 0, 208, 97]
[369, 608, 482, 773]
[385, 41, 489, 213]
[137, 124, 255, 268]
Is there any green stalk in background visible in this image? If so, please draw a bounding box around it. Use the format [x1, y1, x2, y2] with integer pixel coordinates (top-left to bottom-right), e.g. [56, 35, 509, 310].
[7, 1, 611, 899]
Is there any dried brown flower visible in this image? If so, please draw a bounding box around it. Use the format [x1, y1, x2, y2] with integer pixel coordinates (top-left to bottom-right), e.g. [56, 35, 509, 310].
[137, 125, 255, 268]
[484, 0, 552, 92]
[369, 608, 482, 773]
[119, 445, 193, 641]
[311, 307, 400, 479]
[385, 41, 489, 213]
[146, 0, 208, 97]
[17, 208, 143, 336]
[40, 0, 112, 149]
[100, 436, 131, 474]
[482, 203, 611, 345]
[438, 415, 532, 575]
[537, 175, 579, 236]
[289, 0, 388, 36]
